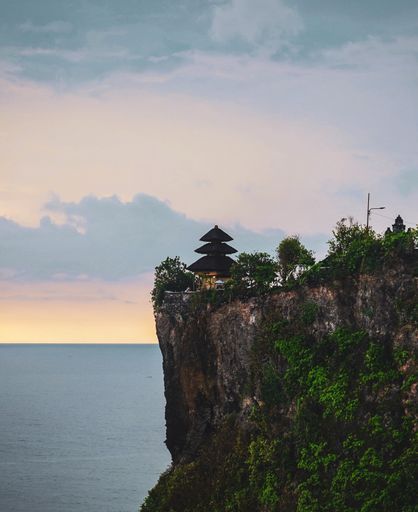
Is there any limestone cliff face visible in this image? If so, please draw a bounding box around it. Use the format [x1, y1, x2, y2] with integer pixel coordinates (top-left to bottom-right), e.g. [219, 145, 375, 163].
[156, 260, 417, 464]
[156, 293, 262, 462]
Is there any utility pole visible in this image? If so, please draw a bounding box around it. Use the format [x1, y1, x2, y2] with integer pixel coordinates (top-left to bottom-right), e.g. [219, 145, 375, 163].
[366, 192, 385, 229]
[366, 193, 370, 229]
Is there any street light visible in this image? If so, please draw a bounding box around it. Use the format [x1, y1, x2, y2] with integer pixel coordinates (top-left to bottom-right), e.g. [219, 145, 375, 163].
[366, 192, 385, 229]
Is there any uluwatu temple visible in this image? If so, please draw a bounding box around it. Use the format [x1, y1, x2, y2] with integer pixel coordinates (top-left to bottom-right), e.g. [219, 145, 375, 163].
[187, 225, 237, 289]
[186, 216, 409, 291]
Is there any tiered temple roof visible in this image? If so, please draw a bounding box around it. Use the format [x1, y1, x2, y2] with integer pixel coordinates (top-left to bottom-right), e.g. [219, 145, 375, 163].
[187, 225, 237, 277]
[385, 215, 406, 235]
[392, 215, 406, 233]
[195, 242, 237, 254]
[199, 226, 233, 242]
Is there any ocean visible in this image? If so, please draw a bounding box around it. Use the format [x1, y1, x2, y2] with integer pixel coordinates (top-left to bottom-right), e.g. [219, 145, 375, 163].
[0, 344, 171, 512]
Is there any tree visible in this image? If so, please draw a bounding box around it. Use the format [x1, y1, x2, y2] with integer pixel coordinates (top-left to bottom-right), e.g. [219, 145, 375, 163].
[327, 217, 371, 256]
[276, 236, 315, 284]
[229, 252, 277, 297]
[326, 218, 381, 273]
[151, 256, 195, 308]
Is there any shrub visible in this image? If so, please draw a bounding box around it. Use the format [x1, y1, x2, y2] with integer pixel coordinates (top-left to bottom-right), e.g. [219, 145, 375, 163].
[228, 252, 278, 298]
[276, 236, 315, 284]
[326, 218, 381, 274]
[151, 256, 195, 308]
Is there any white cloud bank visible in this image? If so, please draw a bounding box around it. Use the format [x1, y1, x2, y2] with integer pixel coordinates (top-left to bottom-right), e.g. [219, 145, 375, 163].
[0, 194, 288, 281]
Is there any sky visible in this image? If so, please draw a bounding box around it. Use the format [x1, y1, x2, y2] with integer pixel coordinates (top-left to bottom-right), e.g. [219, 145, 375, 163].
[1, 0, 417, 342]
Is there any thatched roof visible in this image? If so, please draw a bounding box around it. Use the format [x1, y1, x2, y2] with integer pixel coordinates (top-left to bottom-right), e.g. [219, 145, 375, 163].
[195, 241, 237, 255]
[187, 254, 235, 275]
[200, 225, 233, 242]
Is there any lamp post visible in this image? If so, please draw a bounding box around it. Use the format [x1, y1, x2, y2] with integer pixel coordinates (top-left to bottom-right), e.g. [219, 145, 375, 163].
[366, 193, 385, 229]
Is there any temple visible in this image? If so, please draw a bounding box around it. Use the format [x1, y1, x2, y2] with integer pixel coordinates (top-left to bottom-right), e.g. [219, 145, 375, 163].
[187, 225, 237, 289]
[385, 215, 406, 235]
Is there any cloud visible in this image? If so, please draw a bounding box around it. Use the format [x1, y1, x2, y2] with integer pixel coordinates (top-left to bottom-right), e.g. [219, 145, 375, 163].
[3, 44, 133, 65]
[318, 35, 418, 70]
[2, 0, 417, 89]
[2, 77, 388, 234]
[0, 194, 287, 281]
[19, 21, 73, 34]
[2, 65, 416, 240]
[9, 46, 86, 62]
[210, 0, 303, 53]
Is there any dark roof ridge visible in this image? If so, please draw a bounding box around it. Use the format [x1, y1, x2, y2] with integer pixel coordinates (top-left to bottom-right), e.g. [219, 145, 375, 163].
[187, 254, 235, 274]
[195, 241, 237, 255]
[200, 225, 233, 242]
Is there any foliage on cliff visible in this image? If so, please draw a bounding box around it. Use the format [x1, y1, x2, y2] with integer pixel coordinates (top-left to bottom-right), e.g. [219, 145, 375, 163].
[151, 223, 417, 306]
[246, 320, 418, 512]
[144, 222, 417, 512]
[276, 235, 315, 284]
[228, 252, 278, 297]
[302, 221, 417, 286]
[151, 256, 195, 308]
[142, 318, 417, 512]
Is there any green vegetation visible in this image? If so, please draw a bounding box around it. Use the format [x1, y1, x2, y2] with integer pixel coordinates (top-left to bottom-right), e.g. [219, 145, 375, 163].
[302, 220, 417, 286]
[227, 252, 278, 297]
[256, 324, 418, 512]
[152, 221, 417, 306]
[151, 256, 195, 308]
[225, 222, 417, 298]
[276, 236, 315, 285]
[142, 320, 417, 512]
[145, 220, 417, 511]
[225, 238, 315, 298]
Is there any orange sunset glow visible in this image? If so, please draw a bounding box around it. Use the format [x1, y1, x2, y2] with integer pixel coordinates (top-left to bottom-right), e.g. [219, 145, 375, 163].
[0, 279, 156, 343]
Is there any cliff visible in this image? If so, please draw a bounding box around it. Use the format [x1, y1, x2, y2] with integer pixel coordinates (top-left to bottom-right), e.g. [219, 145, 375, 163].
[142, 253, 417, 511]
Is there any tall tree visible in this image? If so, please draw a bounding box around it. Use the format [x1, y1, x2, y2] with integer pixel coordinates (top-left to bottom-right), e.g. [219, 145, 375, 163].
[229, 252, 277, 296]
[276, 236, 315, 284]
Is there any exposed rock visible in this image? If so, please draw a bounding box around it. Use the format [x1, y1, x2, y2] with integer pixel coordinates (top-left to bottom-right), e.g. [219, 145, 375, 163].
[156, 260, 417, 463]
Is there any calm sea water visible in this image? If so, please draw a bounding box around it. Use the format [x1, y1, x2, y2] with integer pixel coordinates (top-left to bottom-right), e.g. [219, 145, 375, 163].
[0, 344, 171, 512]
